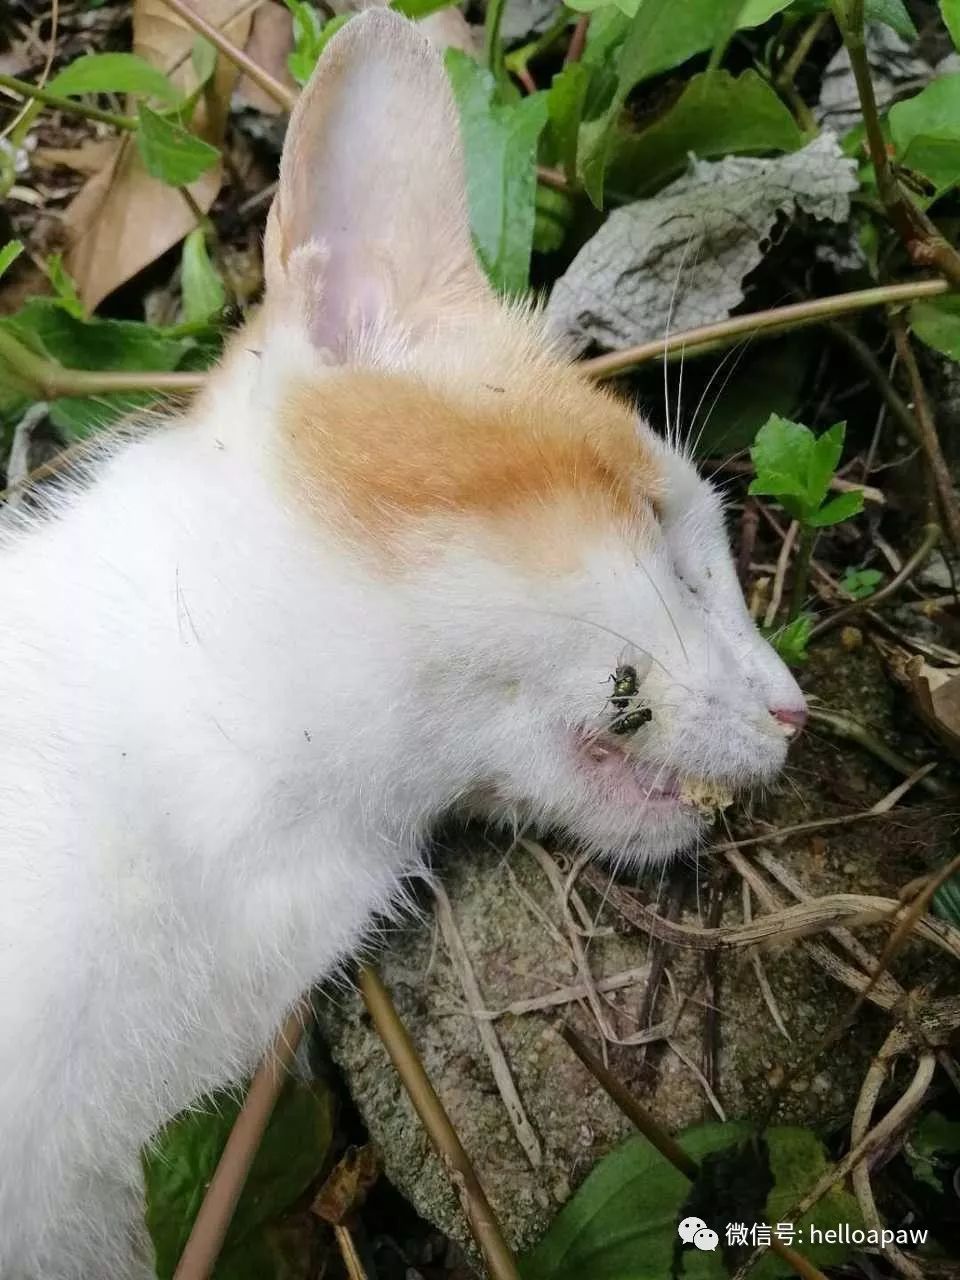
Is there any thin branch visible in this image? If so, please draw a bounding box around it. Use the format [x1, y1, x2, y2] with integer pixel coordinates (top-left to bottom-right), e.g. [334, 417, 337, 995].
[556, 1021, 830, 1280]
[890, 310, 960, 544]
[434, 884, 543, 1168]
[0, 70, 137, 130]
[333, 1225, 369, 1280]
[826, 322, 922, 449]
[6, 281, 954, 405]
[580, 278, 952, 379]
[731, 1048, 938, 1280]
[173, 1002, 310, 1280]
[159, 0, 296, 111]
[830, 0, 960, 286]
[357, 966, 521, 1280]
[809, 706, 944, 793]
[0, 0, 59, 144]
[851, 1024, 924, 1279]
[810, 521, 941, 637]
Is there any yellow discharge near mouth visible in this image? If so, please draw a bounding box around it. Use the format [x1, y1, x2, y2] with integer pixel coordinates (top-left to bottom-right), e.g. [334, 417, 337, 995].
[679, 779, 735, 813]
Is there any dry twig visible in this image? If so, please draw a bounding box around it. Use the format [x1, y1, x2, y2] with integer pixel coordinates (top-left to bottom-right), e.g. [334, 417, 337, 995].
[358, 966, 521, 1280]
[434, 883, 543, 1168]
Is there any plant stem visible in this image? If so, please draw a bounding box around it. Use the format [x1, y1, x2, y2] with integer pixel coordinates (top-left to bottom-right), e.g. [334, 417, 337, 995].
[484, 0, 508, 79]
[557, 1021, 830, 1280]
[826, 322, 918, 446]
[0, 329, 201, 400]
[579, 277, 952, 379]
[565, 13, 590, 64]
[776, 12, 830, 92]
[358, 966, 521, 1280]
[0, 71, 137, 130]
[4, 280, 954, 403]
[830, 0, 960, 286]
[774, 12, 828, 133]
[159, 0, 296, 112]
[889, 310, 960, 545]
[504, 8, 571, 78]
[810, 521, 941, 638]
[789, 524, 816, 620]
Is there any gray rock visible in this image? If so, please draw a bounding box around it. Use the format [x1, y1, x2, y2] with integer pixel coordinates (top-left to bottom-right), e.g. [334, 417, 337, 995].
[316, 645, 954, 1256]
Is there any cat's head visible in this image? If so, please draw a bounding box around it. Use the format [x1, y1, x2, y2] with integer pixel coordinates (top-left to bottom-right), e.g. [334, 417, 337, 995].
[253, 9, 806, 864]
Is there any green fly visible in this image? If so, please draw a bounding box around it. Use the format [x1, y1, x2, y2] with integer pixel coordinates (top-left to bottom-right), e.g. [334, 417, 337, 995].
[609, 664, 652, 735]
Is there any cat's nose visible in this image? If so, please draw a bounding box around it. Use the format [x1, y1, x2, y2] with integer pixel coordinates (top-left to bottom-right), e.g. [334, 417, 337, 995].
[770, 705, 807, 738]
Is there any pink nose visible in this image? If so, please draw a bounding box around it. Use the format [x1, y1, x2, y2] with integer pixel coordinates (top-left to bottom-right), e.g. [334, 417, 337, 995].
[771, 706, 808, 736]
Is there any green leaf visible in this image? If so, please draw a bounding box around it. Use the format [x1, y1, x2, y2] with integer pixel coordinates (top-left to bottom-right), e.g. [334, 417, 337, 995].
[933, 870, 960, 927]
[44, 252, 85, 319]
[566, 0, 640, 15]
[521, 1124, 863, 1278]
[143, 1077, 334, 1280]
[545, 63, 591, 185]
[284, 2, 349, 86]
[766, 613, 813, 666]
[579, 0, 793, 204]
[393, 0, 455, 15]
[191, 37, 218, 88]
[136, 104, 220, 186]
[839, 567, 884, 599]
[864, 0, 916, 37]
[0, 299, 220, 438]
[48, 52, 180, 103]
[941, 0, 960, 50]
[216, 1219, 320, 1280]
[445, 50, 549, 294]
[750, 1129, 864, 1279]
[911, 293, 960, 362]
[533, 184, 576, 253]
[605, 68, 804, 199]
[905, 1111, 960, 1193]
[181, 229, 226, 324]
[807, 490, 864, 527]
[521, 1123, 749, 1279]
[889, 75, 960, 197]
[0, 239, 24, 281]
[749, 416, 850, 524]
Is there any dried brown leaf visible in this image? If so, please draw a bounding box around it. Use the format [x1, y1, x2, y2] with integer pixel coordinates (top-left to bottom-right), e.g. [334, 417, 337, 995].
[235, 0, 297, 114]
[63, 0, 253, 310]
[877, 639, 960, 757]
[310, 1145, 381, 1226]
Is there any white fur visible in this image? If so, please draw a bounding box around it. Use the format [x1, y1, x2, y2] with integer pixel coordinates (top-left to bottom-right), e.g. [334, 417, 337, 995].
[0, 12, 804, 1277]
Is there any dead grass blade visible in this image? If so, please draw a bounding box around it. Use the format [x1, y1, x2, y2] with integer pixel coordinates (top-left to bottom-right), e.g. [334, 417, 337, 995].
[434, 883, 543, 1169]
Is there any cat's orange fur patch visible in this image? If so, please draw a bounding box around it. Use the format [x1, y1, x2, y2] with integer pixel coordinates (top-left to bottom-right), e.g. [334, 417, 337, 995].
[281, 366, 663, 570]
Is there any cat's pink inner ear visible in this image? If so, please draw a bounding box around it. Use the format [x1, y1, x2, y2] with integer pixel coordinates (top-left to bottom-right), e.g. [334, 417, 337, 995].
[263, 9, 490, 359]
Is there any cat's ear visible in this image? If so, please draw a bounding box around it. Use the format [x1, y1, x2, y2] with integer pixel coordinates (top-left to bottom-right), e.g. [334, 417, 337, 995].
[263, 9, 491, 360]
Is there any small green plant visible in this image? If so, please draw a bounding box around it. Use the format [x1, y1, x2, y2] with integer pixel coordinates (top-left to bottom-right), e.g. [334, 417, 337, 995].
[839, 566, 884, 599]
[283, 1, 350, 86]
[749, 415, 865, 622]
[0, 240, 23, 282]
[764, 612, 814, 667]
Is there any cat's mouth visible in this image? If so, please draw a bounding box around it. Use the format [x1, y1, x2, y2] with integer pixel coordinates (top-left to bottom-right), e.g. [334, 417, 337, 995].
[573, 730, 735, 814]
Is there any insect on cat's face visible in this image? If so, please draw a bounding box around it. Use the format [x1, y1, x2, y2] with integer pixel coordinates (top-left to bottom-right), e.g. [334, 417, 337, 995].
[404, 415, 806, 868]
[256, 9, 806, 865]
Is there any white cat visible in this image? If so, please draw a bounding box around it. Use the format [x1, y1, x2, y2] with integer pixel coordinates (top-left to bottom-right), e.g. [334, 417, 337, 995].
[0, 11, 805, 1277]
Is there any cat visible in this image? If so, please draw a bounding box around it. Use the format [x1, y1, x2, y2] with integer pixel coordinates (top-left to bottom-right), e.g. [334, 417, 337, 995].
[0, 10, 806, 1277]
